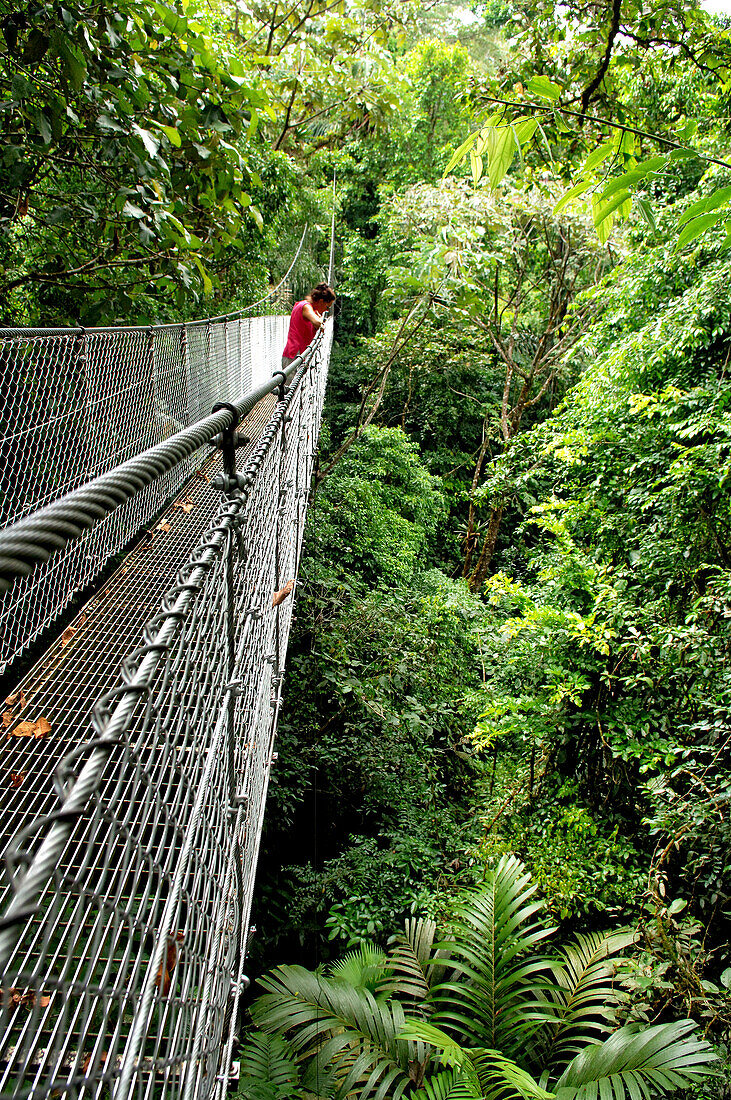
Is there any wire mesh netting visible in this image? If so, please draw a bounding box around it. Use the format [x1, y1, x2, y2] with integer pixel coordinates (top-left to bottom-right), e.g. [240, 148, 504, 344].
[0, 316, 333, 1099]
[0, 246, 308, 675]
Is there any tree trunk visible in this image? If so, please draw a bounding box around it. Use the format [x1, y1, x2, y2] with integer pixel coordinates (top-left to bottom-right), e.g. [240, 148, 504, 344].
[467, 504, 504, 593]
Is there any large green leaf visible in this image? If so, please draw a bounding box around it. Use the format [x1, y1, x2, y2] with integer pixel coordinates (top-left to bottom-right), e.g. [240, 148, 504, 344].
[554, 179, 594, 215]
[384, 917, 443, 1001]
[238, 1033, 300, 1100]
[429, 856, 555, 1058]
[487, 127, 517, 189]
[542, 930, 635, 1071]
[252, 965, 413, 1100]
[553, 1020, 718, 1100]
[526, 76, 562, 101]
[678, 184, 731, 227]
[676, 210, 727, 250]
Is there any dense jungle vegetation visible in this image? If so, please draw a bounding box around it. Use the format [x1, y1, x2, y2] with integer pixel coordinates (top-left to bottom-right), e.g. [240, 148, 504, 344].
[5, 0, 731, 1095]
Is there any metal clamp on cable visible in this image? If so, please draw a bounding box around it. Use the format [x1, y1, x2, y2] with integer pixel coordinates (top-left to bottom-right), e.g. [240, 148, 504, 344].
[271, 370, 287, 402]
[211, 401, 245, 493]
[211, 402, 250, 455]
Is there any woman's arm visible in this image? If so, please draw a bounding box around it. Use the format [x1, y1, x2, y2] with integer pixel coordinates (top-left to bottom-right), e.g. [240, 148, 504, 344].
[302, 301, 325, 328]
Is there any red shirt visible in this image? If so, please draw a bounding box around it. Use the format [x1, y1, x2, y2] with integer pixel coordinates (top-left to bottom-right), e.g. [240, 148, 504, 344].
[283, 300, 317, 358]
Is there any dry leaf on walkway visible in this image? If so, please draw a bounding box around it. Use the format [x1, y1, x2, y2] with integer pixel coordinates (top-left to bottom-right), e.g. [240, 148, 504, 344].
[61, 627, 76, 646]
[2, 988, 49, 1009]
[173, 498, 195, 514]
[5, 690, 26, 709]
[10, 772, 25, 788]
[272, 580, 294, 607]
[11, 716, 51, 739]
[155, 931, 184, 996]
[2, 711, 13, 728]
[156, 521, 172, 533]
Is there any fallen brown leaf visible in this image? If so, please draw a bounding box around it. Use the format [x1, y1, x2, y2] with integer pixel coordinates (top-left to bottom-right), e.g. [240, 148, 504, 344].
[156, 522, 171, 533]
[155, 931, 184, 996]
[81, 1050, 107, 1074]
[5, 690, 26, 709]
[10, 772, 25, 789]
[272, 580, 294, 608]
[173, 498, 195, 514]
[61, 627, 76, 646]
[2, 711, 13, 728]
[11, 716, 51, 739]
[13, 722, 36, 738]
[1, 988, 49, 1009]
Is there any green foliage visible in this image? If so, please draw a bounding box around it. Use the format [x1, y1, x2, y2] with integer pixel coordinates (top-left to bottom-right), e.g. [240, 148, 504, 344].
[237, 1034, 301, 1100]
[255, 568, 490, 961]
[244, 857, 717, 1100]
[2, 0, 269, 321]
[441, 0, 731, 244]
[251, 964, 414, 1100]
[309, 426, 445, 589]
[503, 787, 645, 923]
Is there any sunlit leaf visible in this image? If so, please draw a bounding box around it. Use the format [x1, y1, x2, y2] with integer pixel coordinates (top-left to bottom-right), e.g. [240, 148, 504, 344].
[486, 127, 516, 188]
[444, 129, 480, 176]
[527, 76, 562, 101]
[675, 210, 727, 250]
[513, 117, 539, 146]
[593, 189, 632, 228]
[583, 141, 614, 174]
[678, 185, 731, 227]
[554, 178, 594, 214]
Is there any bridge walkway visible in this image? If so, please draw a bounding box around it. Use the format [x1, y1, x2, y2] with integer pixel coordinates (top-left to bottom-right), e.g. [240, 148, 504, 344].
[0, 221, 335, 1099]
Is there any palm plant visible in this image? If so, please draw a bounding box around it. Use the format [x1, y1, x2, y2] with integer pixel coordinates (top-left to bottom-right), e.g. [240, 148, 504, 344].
[240, 855, 717, 1100]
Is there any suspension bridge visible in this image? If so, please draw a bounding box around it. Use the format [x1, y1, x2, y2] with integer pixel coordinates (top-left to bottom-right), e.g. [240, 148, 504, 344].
[0, 230, 334, 1098]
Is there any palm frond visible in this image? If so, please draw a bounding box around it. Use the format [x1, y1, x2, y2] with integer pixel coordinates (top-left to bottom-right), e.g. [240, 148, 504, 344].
[252, 965, 413, 1100]
[542, 929, 635, 1070]
[399, 1021, 552, 1100]
[330, 943, 388, 992]
[472, 1049, 555, 1100]
[553, 1020, 718, 1100]
[412, 1068, 481, 1100]
[383, 917, 442, 1002]
[429, 855, 555, 1057]
[237, 1033, 300, 1100]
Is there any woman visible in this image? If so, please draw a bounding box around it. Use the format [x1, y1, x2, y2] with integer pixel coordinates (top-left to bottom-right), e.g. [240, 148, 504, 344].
[281, 283, 336, 367]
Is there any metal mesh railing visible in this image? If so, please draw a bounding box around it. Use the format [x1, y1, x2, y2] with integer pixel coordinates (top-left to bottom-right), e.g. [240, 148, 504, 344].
[0, 316, 333, 1099]
[0, 232, 308, 675]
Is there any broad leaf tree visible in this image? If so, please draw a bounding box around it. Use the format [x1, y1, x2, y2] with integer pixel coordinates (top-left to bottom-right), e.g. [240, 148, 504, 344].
[1, 0, 267, 321]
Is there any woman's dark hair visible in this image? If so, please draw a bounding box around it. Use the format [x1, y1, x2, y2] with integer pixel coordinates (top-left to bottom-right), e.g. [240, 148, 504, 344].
[310, 283, 336, 303]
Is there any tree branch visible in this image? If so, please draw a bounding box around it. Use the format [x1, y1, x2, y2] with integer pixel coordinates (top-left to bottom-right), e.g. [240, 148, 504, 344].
[581, 0, 623, 113]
